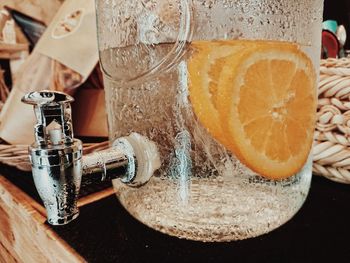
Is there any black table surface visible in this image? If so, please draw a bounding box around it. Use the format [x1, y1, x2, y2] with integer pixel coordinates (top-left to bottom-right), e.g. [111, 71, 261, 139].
[1, 164, 350, 263]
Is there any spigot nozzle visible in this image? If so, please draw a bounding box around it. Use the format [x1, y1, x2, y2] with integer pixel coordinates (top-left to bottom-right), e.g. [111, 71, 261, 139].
[22, 91, 161, 225]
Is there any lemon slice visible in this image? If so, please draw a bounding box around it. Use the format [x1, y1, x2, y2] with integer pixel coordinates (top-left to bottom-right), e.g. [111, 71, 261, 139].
[188, 41, 249, 145]
[188, 40, 316, 179]
[217, 41, 317, 179]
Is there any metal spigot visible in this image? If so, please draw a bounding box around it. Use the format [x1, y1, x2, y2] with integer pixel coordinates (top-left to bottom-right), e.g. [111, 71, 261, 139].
[22, 90, 160, 225]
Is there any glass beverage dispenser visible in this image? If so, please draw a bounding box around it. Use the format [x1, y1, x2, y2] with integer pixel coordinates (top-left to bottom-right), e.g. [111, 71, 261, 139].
[96, 0, 324, 241]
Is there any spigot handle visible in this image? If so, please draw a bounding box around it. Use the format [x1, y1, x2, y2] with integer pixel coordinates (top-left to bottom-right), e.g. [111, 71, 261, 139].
[21, 90, 75, 146]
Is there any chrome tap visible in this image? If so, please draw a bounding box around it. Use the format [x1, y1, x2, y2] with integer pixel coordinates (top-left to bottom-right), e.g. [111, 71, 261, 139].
[22, 91, 160, 225]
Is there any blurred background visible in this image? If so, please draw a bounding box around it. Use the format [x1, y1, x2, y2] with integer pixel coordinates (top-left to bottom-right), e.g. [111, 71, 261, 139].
[0, 0, 349, 115]
[324, 0, 350, 49]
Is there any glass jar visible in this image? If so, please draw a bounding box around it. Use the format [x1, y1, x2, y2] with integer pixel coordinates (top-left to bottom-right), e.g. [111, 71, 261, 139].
[96, 0, 324, 241]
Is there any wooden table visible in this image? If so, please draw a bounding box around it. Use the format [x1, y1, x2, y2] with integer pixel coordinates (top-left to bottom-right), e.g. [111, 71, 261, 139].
[0, 165, 113, 263]
[0, 164, 350, 263]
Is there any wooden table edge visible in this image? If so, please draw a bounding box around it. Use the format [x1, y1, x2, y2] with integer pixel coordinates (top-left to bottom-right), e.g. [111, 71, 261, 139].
[0, 176, 86, 263]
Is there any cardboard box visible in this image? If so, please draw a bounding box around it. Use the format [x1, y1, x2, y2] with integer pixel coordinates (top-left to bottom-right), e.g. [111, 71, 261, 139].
[72, 88, 108, 138]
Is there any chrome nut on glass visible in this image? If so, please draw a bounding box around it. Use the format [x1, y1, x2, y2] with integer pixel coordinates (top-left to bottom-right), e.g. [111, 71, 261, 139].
[22, 90, 160, 226]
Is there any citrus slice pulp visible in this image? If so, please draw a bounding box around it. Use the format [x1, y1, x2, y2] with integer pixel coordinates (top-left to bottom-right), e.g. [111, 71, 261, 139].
[188, 40, 317, 180]
[188, 41, 250, 145]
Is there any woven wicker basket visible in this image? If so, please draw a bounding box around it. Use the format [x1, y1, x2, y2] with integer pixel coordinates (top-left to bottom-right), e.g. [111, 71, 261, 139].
[313, 58, 350, 184]
[0, 141, 109, 171]
[1, 59, 350, 184]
